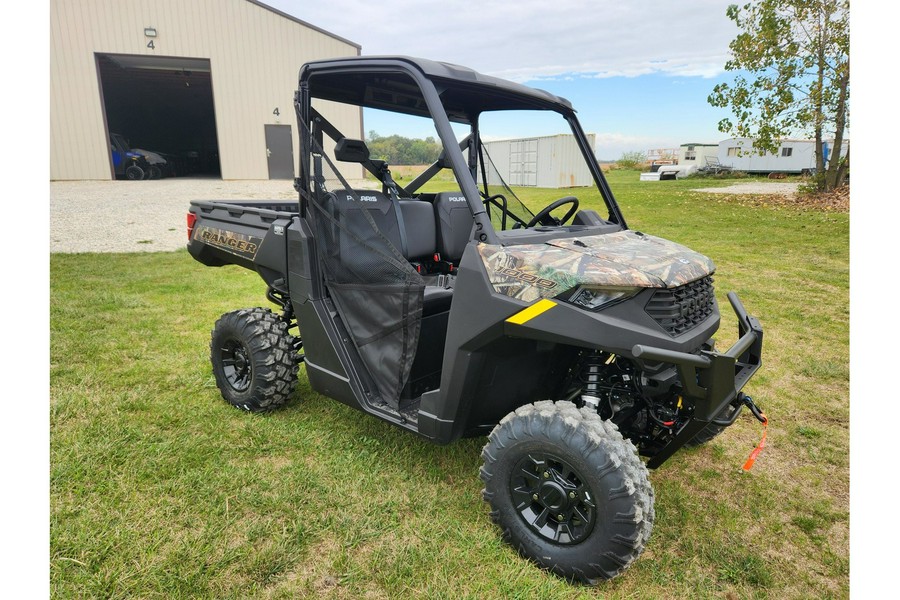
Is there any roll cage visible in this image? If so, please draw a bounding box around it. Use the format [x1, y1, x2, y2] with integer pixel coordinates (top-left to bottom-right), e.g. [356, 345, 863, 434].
[294, 56, 628, 241]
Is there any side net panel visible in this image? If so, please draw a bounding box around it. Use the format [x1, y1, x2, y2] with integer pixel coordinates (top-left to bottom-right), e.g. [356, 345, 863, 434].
[299, 121, 424, 409]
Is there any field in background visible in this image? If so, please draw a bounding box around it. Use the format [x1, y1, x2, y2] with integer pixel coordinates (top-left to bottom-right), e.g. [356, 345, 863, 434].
[50, 170, 849, 598]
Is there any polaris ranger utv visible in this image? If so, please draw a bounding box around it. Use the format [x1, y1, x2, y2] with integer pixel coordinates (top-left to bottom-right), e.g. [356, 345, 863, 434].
[187, 56, 764, 583]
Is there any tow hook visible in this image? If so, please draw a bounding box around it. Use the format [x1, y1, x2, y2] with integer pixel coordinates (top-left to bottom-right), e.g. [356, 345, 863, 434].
[740, 394, 768, 471]
[741, 394, 766, 424]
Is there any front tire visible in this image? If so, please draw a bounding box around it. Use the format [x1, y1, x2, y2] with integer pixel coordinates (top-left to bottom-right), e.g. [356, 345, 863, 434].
[125, 165, 144, 180]
[210, 307, 298, 412]
[481, 401, 654, 584]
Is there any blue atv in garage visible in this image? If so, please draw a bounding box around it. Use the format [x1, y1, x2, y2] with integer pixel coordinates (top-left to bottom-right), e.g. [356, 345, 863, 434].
[110, 132, 152, 180]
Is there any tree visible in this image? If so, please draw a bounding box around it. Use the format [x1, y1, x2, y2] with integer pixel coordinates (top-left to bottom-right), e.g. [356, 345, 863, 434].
[365, 132, 442, 165]
[709, 0, 849, 191]
[616, 151, 647, 170]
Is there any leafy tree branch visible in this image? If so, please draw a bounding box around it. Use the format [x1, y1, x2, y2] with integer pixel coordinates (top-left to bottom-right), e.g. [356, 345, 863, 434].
[709, 0, 849, 191]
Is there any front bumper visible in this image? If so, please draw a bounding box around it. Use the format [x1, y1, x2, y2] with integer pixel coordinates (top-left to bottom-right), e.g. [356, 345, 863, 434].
[631, 291, 763, 468]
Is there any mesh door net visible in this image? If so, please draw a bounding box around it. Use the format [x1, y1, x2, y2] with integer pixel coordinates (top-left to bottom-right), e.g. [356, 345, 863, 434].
[299, 123, 424, 409]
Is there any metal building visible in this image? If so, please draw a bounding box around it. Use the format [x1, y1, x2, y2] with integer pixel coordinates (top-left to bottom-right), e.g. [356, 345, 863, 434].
[483, 134, 597, 188]
[50, 0, 361, 181]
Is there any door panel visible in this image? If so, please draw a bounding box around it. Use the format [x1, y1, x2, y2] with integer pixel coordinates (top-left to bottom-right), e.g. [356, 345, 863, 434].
[509, 138, 537, 186]
[265, 124, 294, 180]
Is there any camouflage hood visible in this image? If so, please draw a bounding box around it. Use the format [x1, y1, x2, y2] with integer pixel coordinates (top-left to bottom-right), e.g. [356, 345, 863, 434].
[477, 230, 715, 302]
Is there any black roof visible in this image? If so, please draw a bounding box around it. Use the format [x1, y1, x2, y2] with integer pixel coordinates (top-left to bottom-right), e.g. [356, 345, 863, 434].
[300, 56, 573, 123]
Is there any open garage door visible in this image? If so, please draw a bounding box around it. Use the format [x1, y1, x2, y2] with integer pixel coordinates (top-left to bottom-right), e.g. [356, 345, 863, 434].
[97, 54, 220, 179]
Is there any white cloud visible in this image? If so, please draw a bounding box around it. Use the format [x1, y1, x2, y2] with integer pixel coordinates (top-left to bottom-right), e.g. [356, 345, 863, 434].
[262, 0, 737, 83]
[591, 132, 683, 161]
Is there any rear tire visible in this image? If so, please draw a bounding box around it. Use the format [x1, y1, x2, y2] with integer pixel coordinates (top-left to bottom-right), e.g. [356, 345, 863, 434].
[210, 307, 298, 412]
[480, 401, 654, 584]
[148, 165, 162, 179]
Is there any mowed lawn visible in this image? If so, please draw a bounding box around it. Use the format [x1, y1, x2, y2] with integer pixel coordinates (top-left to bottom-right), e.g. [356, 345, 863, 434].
[50, 170, 849, 598]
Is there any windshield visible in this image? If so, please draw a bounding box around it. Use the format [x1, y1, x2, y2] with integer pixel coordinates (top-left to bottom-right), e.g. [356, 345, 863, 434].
[474, 110, 602, 230]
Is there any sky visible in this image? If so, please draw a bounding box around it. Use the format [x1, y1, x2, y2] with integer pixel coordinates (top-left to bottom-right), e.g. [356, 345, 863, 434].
[264, 0, 742, 159]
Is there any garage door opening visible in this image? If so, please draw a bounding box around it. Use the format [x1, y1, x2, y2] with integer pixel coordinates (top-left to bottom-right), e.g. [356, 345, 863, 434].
[97, 53, 220, 179]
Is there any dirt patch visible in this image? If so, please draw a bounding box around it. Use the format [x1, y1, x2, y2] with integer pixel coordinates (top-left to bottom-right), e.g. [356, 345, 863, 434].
[262, 537, 341, 598]
[790, 186, 849, 211]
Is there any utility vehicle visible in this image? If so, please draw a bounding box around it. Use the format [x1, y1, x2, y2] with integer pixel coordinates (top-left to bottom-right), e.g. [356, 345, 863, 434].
[110, 132, 152, 180]
[187, 56, 764, 583]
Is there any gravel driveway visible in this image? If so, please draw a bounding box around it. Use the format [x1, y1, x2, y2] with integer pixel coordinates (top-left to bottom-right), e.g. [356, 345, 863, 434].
[691, 182, 799, 195]
[52, 178, 310, 253]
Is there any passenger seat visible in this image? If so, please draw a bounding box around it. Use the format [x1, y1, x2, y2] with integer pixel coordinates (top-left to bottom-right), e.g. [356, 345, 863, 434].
[398, 200, 436, 262]
[433, 192, 475, 265]
[400, 199, 453, 315]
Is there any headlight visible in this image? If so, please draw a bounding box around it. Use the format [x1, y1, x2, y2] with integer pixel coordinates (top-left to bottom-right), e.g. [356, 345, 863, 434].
[559, 286, 641, 311]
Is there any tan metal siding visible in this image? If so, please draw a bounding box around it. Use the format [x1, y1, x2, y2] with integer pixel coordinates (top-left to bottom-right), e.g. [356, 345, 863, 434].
[484, 134, 596, 188]
[50, 0, 360, 180]
[544, 134, 596, 188]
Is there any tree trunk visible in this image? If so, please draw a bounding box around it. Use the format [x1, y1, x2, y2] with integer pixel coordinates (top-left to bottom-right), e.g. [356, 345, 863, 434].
[814, 74, 825, 178]
[814, 11, 826, 188]
[824, 70, 849, 191]
[815, 126, 824, 187]
[833, 147, 849, 189]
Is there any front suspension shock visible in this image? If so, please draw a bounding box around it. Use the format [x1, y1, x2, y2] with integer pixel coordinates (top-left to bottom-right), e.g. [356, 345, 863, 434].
[579, 351, 606, 410]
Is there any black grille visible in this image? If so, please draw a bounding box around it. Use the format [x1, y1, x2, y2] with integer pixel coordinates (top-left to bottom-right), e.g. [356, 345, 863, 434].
[645, 276, 715, 336]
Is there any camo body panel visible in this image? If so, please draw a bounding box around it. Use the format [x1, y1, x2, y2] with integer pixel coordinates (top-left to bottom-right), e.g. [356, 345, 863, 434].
[477, 230, 716, 302]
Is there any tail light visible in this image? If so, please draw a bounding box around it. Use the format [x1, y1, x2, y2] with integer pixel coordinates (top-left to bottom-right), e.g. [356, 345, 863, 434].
[187, 212, 197, 241]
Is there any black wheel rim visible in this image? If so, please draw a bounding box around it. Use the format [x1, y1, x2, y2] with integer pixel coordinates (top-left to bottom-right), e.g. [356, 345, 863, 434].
[220, 339, 252, 392]
[510, 452, 597, 544]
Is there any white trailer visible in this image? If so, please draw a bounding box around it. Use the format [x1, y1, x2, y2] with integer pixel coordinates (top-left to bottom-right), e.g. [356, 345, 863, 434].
[679, 143, 718, 166]
[483, 133, 596, 188]
[717, 138, 848, 174]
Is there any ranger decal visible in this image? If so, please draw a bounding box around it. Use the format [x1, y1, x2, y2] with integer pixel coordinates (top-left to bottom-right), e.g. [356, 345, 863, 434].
[194, 226, 263, 260]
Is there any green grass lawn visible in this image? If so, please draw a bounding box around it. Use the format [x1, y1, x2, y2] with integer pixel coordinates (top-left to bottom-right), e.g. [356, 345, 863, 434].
[50, 170, 849, 598]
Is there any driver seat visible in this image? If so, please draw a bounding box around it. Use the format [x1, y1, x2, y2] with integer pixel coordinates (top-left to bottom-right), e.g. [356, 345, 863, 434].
[433, 192, 475, 264]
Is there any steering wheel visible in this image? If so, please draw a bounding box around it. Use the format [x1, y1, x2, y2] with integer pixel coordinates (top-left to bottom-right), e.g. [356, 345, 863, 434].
[524, 196, 579, 228]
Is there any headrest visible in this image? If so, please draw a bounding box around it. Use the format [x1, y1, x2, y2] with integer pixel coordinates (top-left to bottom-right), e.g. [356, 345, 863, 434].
[329, 189, 393, 215]
[334, 138, 370, 163]
[433, 191, 468, 204]
[433, 191, 469, 223]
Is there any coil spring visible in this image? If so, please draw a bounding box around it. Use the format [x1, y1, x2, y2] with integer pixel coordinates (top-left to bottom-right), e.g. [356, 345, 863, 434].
[579, 351, 607, 410]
